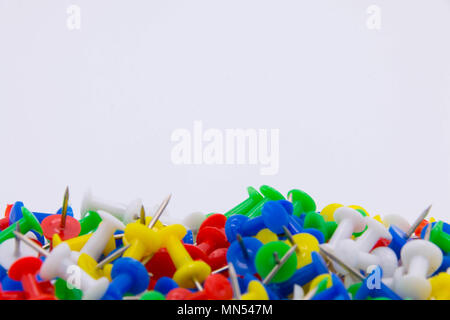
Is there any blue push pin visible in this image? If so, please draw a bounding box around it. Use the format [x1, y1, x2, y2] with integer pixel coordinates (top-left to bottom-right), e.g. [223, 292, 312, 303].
[269, 251, 328, 297]
[9, 201, 74, 245]
[311, 273, 350, 300]
[233, 200, 291, 237]
[114, 230, 124, 248]
[182, 230, 194, 244]
[9, 201, 74, 224]
[354, 266, 402, 300]
[101, 257, 149, 300]
[225, 215, 249, 243]
[226, 236, 262, 275]
[262, 200, 303, 235]
[0, 265, 23, 291]
[154, 277, 178, 295]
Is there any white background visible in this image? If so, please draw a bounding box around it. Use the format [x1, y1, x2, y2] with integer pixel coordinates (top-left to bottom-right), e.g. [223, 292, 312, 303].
[0, 1, 449, 223]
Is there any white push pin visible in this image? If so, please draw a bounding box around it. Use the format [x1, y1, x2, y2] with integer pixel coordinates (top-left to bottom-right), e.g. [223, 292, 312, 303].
[182, 212, 207, 234]
[80, 189, 142, 224]
[370, 246, 398, 278]
[396, 239, 443, 299]
[355, 217, 392, 252]
[376, 265, 404, 291]
[13, 231, 109, 300]
[292, 284, 305, 300]
[79, 211, 125, 261]
[383, 214, 411, 234]
[40, 243, 110, 300]
[0, 230, 38, 269]
[322, 207, 366, 252]
[333, 239, 377, 275]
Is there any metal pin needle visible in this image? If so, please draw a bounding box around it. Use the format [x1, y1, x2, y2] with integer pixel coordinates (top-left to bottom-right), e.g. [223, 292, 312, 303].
[148, 194, 172, 229]
[406, 205, 432, 239]
[262, 244, 298, 285]
[60, 186, 69, 229]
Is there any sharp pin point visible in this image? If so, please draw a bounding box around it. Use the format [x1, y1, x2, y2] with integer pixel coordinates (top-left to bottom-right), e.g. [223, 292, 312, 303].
[406, 205, 432, 239]
[228, 262, 241, 300]
[148, 194, 172, 229]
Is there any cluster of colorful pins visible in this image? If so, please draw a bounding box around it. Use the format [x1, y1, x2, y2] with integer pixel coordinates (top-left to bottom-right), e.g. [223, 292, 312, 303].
[0, 185, 449, 300]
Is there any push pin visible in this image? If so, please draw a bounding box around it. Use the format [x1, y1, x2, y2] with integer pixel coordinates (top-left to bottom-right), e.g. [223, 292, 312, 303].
[321, 207, 366, 253]
[0, 223, 38, 269]
[80, 189, 143, 224]
[396, 237, 443, 299]
[101, 257, 149, 300]
[80, 211, 125, 261]
[227, 235, 262, 275]
[259, 243, 298, 284]
[8, 256, 56, 300]
[41, 187, 81, 241]
[14, 232, 110, 300]
[388, 205, 432, 259]
[224, 186, 263, 217]
[158, 224, 211, 290]
[0, 207, 42, 244]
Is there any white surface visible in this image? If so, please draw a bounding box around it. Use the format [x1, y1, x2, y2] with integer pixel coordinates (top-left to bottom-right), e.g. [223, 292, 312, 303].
[0, 1, 449, 223]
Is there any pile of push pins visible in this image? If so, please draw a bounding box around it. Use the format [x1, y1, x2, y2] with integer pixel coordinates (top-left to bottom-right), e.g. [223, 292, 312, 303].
[0, 185, 449, 300]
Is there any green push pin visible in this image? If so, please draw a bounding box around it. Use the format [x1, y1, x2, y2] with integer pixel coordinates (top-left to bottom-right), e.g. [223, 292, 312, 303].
[347, 282, 362, 299]
[0, 207, 42, 244]
[255, 241, 297, 284]
[352, 208, 368, 238]
[78, 211, 102, 236]
[303, 212, 328, 239]
[224, 187, 264, 217]
[54, 278, 82, 300]
[287, 189, 316, 217]
[324, 221, 338, 242]
[246, 185, 285, 218]
[429, 221, 450, 252]
[140, 290, 166, 300]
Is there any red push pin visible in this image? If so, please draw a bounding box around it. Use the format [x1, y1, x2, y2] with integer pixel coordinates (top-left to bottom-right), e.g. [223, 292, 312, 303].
[184, 244, 211, 266]
[166, 287, 192, 300]
[8, 256, 56, 300]
[41, 187, 80, 241]
[371, 237, 391, 251]
[196, 226, 229, 256]
[145, 248, 177, 280]
[415, 219, 430, 237]
[208, 247, 228, 276]
[0, 204, 13, 231]
[198, 213, 227, 231]
[0, 283, 25, 300]
[187, 273, 233, 300]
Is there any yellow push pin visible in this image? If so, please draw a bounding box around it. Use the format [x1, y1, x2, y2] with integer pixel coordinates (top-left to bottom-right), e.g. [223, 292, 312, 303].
[52, 233, 116, 257]
[122, 222, 161, 261]
[305, 273, 332, 292]
[77, 253, 104, 279]
[320, 204, 343, 222]
[349, 205, 370, 217]
[158, 224, 211, 289]
[241, 281, 269, 300]
[429, 272, 450, 300]
[255, 229, 278, 244]
[284, 233, 319, 268]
